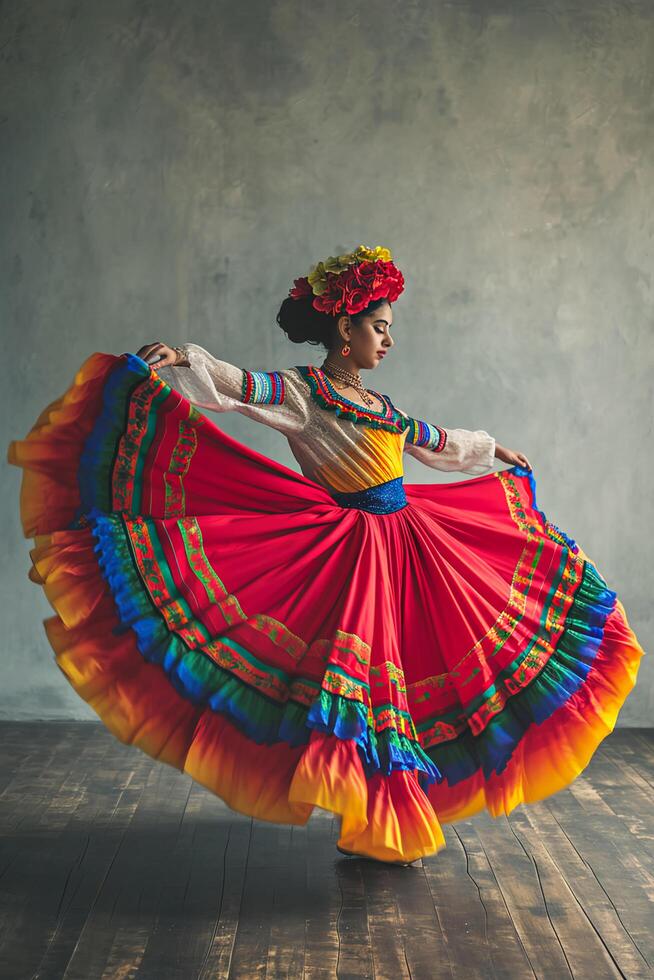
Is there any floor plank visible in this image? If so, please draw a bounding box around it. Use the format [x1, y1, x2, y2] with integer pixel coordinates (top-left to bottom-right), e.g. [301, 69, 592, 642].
[303, 813, 342, 980]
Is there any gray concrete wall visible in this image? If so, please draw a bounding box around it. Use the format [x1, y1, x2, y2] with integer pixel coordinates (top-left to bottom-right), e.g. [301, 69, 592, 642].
[2, 1, 652, 723]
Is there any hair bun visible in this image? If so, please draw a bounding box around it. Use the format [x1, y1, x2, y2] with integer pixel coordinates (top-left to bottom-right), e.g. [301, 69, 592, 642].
[276, 296, 334, 347]
[276, 295, 392, 351]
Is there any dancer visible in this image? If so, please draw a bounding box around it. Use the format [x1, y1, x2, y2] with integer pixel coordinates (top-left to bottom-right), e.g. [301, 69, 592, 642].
[7, 244, 644, 866]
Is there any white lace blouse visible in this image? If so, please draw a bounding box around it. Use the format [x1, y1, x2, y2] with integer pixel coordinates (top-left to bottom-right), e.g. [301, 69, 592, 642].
[155, 344, 496, 497]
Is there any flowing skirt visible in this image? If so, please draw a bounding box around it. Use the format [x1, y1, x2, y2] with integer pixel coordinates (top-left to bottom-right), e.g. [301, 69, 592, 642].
[7, 352, 645, 863]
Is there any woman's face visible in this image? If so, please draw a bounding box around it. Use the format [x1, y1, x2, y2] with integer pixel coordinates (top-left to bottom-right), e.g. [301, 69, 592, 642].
[336, 301, 395, 370]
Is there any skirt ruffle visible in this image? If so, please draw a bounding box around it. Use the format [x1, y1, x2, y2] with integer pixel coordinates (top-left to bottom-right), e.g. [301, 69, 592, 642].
[7, 352, 645, 863]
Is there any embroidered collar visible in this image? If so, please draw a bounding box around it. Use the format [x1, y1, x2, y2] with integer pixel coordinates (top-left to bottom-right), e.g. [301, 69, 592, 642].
[294, 364, 407, 433]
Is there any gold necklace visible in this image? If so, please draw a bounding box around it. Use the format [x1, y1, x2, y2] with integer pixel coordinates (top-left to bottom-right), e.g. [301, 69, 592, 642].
[320, 359, 376, 407]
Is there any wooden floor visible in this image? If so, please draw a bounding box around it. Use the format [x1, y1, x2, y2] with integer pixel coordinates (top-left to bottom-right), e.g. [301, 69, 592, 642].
[0, 724, 652, 980]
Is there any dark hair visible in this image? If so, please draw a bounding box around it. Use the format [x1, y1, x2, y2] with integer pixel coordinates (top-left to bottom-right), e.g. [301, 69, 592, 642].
[276, 296, 390, 350]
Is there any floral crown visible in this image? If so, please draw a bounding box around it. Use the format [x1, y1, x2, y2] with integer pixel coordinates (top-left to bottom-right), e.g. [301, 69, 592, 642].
[288, 244, 405, 317]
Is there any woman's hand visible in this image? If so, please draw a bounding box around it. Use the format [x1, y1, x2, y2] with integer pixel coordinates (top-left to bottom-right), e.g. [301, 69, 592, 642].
[135, 342, 184, 367]
[494, 443, 532, 471]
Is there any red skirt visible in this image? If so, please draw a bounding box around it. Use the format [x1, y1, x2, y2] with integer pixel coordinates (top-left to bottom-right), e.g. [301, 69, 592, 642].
[7, 352, 645, 863]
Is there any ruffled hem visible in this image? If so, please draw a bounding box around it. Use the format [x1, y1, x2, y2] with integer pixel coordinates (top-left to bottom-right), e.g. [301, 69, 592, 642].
[419, 466, 646, 820]
[427, 583, 644, 822]
[7, 353, 120, 537]
[9, 352, 444, 861]
[32, 526, 444, 863]
[425, 552, 625, 784]
[7, 351, 645, 863]
[86, 506, 440, 789]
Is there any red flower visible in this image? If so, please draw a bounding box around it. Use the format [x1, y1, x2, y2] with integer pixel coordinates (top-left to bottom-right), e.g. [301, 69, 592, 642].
[289, 276, 312, 300]
[290, 257, 405, 316]
[354, 261, 376, 287]
[313, 273, 347, 315]
[344, 286, 370, 314]
[379, 262, 404, 302]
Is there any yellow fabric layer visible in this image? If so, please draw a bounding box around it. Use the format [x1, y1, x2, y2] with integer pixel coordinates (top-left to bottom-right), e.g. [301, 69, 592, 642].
[311, 426, 408, 494]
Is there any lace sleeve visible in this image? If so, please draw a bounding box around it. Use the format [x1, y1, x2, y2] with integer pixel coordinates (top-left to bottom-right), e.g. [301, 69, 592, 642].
[397, 408, 496, 475]
[153, 343, 308, 435]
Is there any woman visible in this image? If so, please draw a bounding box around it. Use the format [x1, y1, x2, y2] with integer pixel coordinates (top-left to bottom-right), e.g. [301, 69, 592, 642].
[7, 244, 644, 866]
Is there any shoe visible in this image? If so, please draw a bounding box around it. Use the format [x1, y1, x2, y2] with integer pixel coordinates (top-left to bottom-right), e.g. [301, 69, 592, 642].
[336, 844, 423, 867]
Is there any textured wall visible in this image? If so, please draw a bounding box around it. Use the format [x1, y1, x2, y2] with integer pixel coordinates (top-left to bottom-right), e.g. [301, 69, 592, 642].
[2, 1, 652, 722]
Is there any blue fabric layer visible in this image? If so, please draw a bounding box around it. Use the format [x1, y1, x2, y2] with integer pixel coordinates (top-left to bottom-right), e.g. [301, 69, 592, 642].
[87, 507, 440, 788]
[427, 514, 617, 784]
[331, 476, 408, 514]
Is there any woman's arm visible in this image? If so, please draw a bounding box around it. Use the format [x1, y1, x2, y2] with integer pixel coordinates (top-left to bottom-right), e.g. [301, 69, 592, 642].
[399, 411, 497, 474]
[135, 342, 308, 435]
[397, 408, 531, 474]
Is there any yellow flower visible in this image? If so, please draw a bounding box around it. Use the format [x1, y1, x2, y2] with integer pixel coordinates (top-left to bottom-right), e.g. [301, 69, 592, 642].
[304, 245, 393, 296]
[308, 261, 328, 294]
[353, 245, 393, 263]
[323, 254, 354, 275]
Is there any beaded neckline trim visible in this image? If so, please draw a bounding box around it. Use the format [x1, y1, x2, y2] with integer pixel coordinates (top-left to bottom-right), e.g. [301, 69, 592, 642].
[294, 365, 407, 433]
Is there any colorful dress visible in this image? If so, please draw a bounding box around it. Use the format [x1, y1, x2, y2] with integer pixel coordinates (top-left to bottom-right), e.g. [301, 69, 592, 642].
[7, 344, 645, 863]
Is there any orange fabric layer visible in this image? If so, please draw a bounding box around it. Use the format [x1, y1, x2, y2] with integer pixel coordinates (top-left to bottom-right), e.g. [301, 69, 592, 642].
[9, 351, 645, 865]
[31, 524, 643, 862]
[35, 528, 445, 862]
[428, 589, 643, 822]
[8, 354, 116, 537]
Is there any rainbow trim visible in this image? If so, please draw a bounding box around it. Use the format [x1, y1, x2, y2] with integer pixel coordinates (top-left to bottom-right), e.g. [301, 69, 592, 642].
[88, 507, 440, 787]
[7, 351, 645, 864]
[420, 555, 617, 782]
[404, 418, 447, 452]
[241, 369, 286, 405]
[296, 365, 405, 432]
